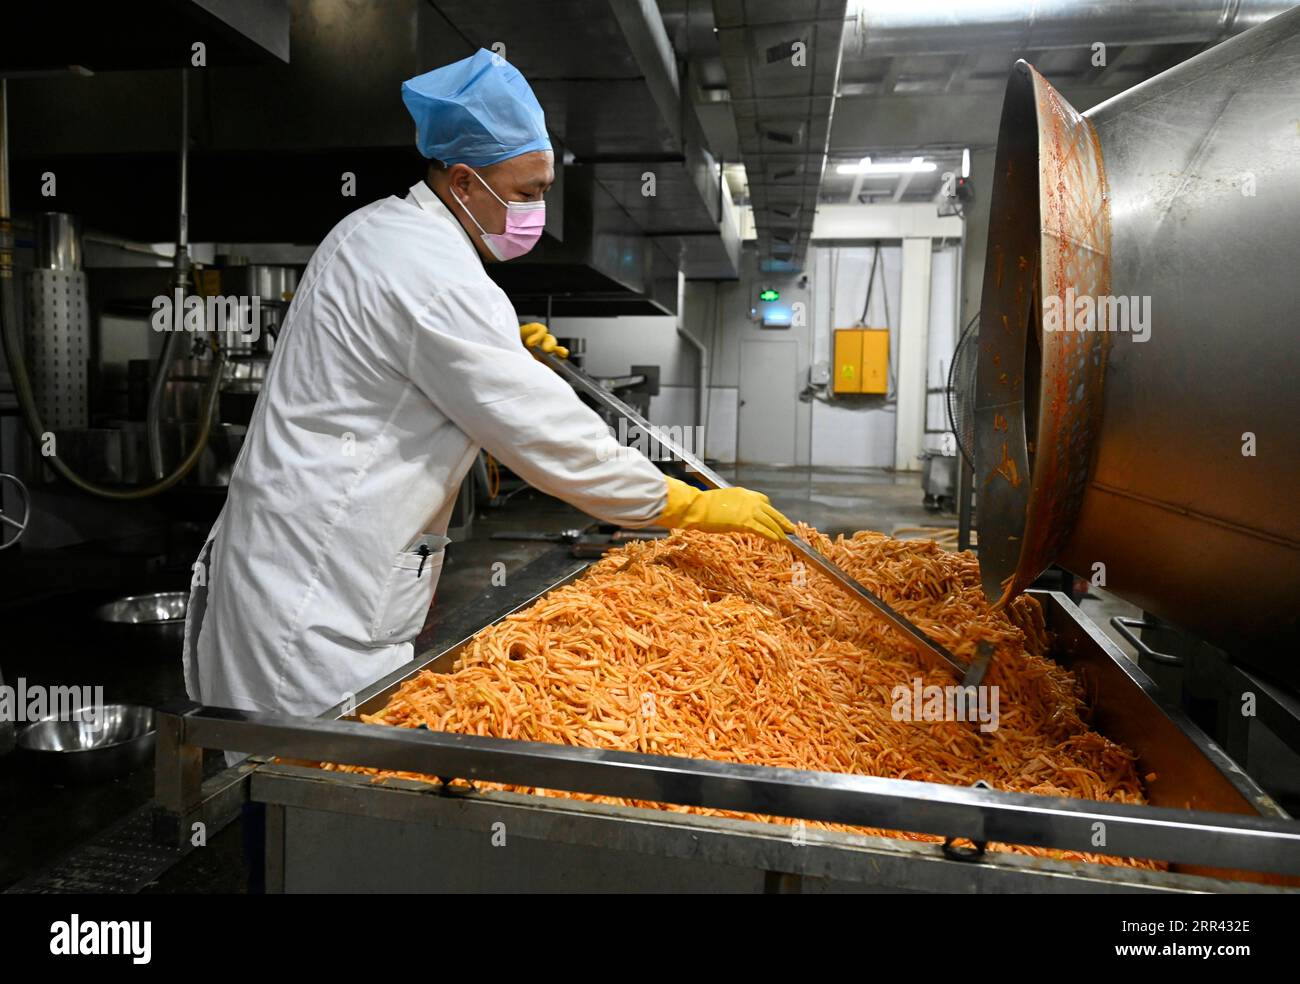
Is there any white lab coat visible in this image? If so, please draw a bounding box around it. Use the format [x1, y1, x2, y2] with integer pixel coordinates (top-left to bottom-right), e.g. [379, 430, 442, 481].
[182, 180, 666, 733]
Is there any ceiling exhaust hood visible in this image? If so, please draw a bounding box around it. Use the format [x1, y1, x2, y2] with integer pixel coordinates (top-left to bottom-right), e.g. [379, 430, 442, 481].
[3, 0, 739, 315]
[713, 0, 847, 273]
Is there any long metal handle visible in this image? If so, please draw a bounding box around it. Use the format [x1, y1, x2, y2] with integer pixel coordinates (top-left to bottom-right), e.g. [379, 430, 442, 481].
[541, 352, 732, 488]
[780, 535, 968, 677]
[1110, 616, 1185, 667]
[538, 351, 974, 680]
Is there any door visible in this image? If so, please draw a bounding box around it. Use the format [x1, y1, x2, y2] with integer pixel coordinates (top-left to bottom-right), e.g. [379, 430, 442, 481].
[738, 339, 798, 464]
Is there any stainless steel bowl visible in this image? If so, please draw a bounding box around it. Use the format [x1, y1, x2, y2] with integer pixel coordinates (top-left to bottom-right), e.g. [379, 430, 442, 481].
[17, 704, 156, 782]
[94, 591, 188, 625]
[93, 591, 188, 660]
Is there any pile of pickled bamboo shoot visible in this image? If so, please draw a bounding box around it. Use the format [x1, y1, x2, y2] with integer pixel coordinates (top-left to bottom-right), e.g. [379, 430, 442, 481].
[326, 526, 1156, 868]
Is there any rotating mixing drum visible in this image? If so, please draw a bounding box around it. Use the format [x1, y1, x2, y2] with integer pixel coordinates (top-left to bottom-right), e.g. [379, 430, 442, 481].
[976, 8, 1300, 683]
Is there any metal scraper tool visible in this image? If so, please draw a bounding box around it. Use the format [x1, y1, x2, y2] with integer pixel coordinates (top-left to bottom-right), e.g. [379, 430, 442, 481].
[538, 350, 988, 685]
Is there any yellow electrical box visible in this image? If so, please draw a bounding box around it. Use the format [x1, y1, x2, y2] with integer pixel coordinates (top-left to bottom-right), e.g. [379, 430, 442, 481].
[833, 329, 862, 393]
[832, 328, 889, 395]
[861, 329, 889, 394]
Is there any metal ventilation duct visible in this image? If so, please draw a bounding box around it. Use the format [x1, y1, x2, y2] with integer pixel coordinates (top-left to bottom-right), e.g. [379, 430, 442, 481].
[844, 0, 1293, 57]
[430, 0, 741, 289]
[4, 1, 736, 312]
[713, 0, 847, 272]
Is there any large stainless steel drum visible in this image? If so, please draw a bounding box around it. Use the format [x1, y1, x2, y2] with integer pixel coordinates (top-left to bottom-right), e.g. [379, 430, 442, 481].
[976, 7, 1300, 680]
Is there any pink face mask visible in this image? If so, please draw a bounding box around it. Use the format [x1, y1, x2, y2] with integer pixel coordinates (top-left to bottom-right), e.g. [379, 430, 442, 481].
[455, 168, 546, 261]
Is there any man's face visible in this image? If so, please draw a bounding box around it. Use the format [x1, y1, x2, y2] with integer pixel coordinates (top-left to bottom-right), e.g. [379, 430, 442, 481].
[447, 151, 554, 262]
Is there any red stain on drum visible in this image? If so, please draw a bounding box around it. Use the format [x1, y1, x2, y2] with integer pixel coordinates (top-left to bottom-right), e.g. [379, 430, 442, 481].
[997, 66, 1114, 604]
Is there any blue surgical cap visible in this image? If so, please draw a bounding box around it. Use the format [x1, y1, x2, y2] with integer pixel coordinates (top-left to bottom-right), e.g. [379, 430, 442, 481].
[401, 49, 552, 168]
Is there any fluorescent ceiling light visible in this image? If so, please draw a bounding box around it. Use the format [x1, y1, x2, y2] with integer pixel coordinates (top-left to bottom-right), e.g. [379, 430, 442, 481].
[835, 156, 937, 176]
[962, 147, 971, 178]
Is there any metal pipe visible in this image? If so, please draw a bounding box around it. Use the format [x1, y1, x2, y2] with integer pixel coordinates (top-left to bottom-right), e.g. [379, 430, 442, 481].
[82, 229, 176, 258]
[673, 270, 709, 443]
[147, 68, 192, 480]
[176, 69, 189, 257]
[0, 80, 9, 222]
[847, 0, 1292, 56]
[951, 235, 976, 552]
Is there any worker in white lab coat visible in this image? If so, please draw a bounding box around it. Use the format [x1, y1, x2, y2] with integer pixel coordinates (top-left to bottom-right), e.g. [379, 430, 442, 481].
[182, 49, 793, 741]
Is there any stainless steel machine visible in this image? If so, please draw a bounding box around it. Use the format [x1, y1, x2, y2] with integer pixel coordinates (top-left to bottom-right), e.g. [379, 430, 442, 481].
[147, 11, 1300, 892]
[0, 63, 304, 548]
[975, 5, 1300, 683]
[2, 236, 298, 522]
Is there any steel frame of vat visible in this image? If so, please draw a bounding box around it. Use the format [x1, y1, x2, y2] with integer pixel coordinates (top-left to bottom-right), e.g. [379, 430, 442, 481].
[250, 767, 1272, 893]
[152, 590, 1300, 891]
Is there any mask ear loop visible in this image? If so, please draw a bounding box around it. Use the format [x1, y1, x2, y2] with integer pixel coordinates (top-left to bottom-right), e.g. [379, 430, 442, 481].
[469, 167, 509, 208]
[453, 171, 494, 237]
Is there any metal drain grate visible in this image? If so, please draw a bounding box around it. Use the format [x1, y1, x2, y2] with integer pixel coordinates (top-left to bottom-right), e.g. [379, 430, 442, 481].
[7, 806, 183, 894]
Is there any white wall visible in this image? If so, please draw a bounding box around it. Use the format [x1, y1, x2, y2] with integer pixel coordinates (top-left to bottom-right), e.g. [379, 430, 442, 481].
[523, 237, 961, 470]
[535, 313, 701, 430]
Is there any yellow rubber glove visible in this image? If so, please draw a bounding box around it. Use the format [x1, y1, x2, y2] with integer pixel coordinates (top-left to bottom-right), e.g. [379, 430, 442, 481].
[655, 476, 795, 543]
[520, 322, 569, 359]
